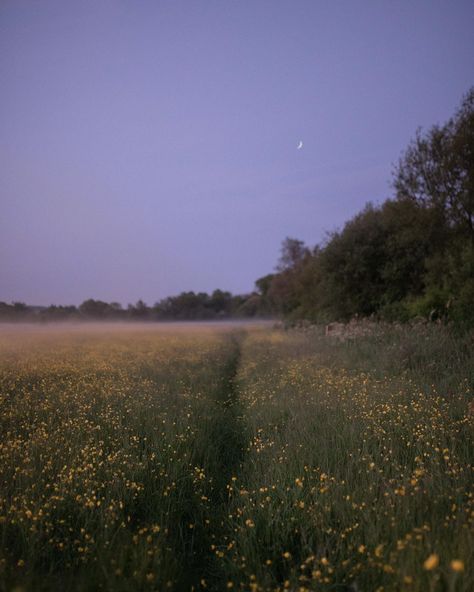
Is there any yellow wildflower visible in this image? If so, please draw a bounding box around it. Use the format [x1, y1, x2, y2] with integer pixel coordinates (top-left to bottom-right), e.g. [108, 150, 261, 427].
[450, 560, 464, 572]
[423, 554, 439, 570]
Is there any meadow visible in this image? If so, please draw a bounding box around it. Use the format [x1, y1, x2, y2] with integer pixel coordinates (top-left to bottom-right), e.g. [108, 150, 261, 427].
[0, 322, 472, 591]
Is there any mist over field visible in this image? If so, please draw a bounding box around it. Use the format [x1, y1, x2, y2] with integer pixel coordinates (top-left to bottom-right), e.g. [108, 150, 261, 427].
[0, 320, 273, 335]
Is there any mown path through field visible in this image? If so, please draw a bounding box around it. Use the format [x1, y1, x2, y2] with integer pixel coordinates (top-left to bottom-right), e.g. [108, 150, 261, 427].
[175, 331, 248, 591]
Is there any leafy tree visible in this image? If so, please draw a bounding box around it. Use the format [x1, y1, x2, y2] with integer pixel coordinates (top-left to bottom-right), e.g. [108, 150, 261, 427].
[379, 198, 444, 303]
[254, 274, 276, 315]
[255, 274, 275, 297]
[394, 87, 474, 242]
[209, 289, 232, 315]
[41, 305, 79, 321]
[128, 300, 150, 319]
[13, 302, 28, 313]
[234, 293, 262, 317]
[318, 204, 388, 319]
[391, 88, 474, 321]
[79, 299, 113, 318]
[276, 238, 309, 272]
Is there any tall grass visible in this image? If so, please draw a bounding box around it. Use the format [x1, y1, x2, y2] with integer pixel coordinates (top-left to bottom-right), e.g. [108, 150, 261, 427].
[0, 323, 472, 591]
[0, 327, 246, 591]
[221, 327, 473, 591]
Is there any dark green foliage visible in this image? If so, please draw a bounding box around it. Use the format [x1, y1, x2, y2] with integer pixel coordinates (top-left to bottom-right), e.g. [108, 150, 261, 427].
[319, 204, 388, 318]
[394, 88, 474, 242]
[262, 87, 474, 326]
[0, 292, 270, 322]
[153, 290, 267, 320]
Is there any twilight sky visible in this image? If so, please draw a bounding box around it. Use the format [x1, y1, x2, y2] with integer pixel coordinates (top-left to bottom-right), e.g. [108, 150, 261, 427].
[1, 1, 473, 306]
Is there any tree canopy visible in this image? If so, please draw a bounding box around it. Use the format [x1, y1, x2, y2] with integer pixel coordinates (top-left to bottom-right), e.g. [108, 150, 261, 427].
[255, 87, 474, 326]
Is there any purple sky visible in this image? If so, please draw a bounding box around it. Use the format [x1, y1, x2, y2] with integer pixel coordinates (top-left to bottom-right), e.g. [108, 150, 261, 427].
[1, 1, 473, 306]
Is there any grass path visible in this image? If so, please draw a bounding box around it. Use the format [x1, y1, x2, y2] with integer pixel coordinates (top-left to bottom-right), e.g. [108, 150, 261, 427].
[175, 332, 248, 591]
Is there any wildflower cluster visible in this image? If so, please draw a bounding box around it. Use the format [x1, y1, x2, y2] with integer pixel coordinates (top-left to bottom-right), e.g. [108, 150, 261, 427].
[0, 324, 471, 591]
[0, 326, 235, 590]
[218, 330, 473, 591]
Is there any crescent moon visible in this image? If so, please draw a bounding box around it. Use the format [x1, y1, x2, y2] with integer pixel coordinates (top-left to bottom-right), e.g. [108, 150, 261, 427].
[297, 141, 303, 149]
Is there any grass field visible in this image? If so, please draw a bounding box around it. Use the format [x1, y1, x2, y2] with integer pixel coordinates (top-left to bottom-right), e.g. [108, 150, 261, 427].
[0, 322, 472, 591]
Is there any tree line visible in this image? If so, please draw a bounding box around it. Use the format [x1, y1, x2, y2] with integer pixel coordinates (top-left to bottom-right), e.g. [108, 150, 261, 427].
[255, 88, 474, 326]
[2, 88, 473, 326]
[0, 290, 268, 322]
